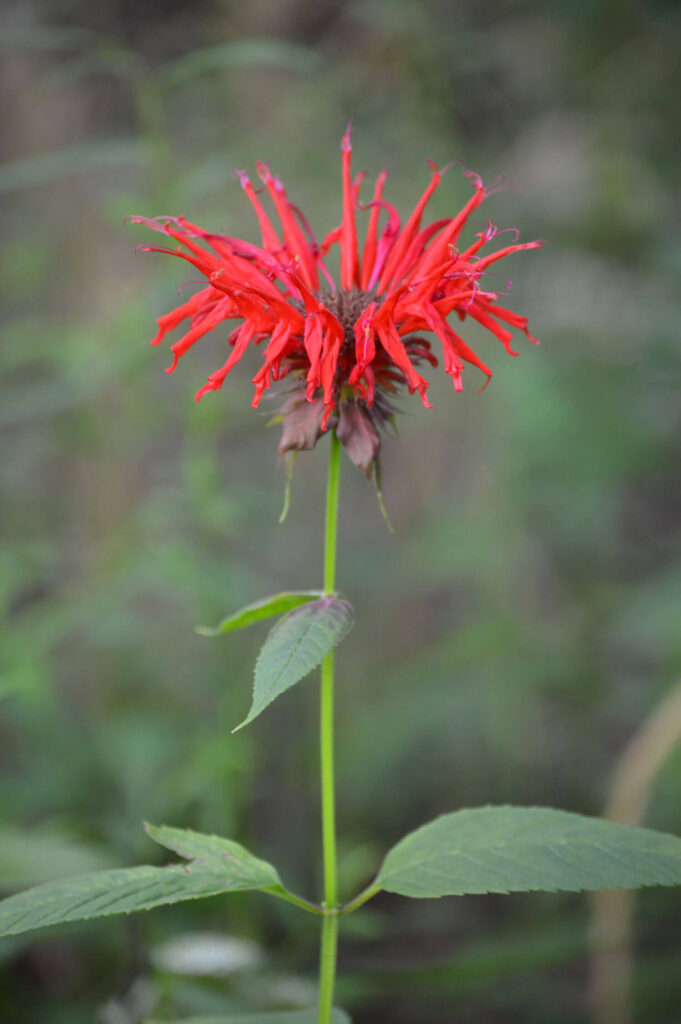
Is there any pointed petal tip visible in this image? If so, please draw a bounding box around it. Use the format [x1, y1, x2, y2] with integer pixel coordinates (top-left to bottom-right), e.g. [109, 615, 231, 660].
[232, 167, 250, 187]
[195, 382, 215, 401]
[341, 122, 353, 151]
[461, 165, 484, 190]
[417, 382, 433, 410]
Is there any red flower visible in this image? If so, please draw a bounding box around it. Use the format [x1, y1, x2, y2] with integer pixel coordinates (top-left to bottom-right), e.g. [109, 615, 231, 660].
[132, 128, 541, 475]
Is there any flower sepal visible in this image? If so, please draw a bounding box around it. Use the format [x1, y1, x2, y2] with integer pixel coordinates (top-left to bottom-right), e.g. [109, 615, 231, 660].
[336, 399, 381, 479]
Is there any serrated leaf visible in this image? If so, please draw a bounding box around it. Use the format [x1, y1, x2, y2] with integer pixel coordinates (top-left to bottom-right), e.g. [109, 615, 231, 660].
[144, 825, 282, 887]
[146, 1011, 351, 1024]
[196, 592, 324, 637]
[0, 826, 282, 939]
[234, 598, 354, 731]
[375, 806, 681, 898]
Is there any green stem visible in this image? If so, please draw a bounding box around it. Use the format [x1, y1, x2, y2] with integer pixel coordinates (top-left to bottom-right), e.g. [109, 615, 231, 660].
[318, 913, 339, 1023]
[339, 881, 381, 916]
[323, 430, 341, 598]
[264, 886, 324, 916]
[318, 430, 341, 1023]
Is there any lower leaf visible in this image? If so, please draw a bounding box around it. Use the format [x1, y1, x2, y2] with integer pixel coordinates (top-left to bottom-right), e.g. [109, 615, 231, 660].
[374, 805, 681, 898]
[0, 864, 263, 938]
[0, 824, 299, 939]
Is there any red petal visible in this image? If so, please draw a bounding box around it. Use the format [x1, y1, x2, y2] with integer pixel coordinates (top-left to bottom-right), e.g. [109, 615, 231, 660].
[150, 286, 216, 346]
[234, 169, 282, 252]
[412, 177, 486, 280]
[467, 306, 519, 355]
[474, 239, 543, 272]
[195, 320, 258, 401]
[256, 162, 319, 291]
[378, 164, 441, 291]
[339, 126, 359, 289]
[360, 170, 387, 289]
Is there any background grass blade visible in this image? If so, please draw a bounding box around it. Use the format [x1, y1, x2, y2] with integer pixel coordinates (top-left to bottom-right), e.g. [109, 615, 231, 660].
[0, 140, 145, 192]
[159, 39, 322, 87]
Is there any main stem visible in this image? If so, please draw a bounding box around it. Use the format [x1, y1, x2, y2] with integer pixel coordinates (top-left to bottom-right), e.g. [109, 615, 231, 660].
[318, 429, 341, 1024]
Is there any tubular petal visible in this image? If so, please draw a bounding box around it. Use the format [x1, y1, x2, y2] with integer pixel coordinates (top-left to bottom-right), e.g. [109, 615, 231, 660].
[378, 164, 442, 290]
[340, 125, 360, 289]
[360, 170, 387, 289]
[234, 169, 282, 252]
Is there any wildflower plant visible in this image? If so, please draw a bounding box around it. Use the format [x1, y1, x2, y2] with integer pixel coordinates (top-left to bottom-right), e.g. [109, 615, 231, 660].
[3, 129, 681, 1024]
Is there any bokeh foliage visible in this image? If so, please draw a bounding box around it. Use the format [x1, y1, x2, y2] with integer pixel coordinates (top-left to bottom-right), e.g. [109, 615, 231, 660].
[1, 1, 680, 1022]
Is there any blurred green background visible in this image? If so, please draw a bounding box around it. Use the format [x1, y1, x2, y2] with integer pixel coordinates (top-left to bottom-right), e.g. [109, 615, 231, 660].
[1, 1, 680, 1022]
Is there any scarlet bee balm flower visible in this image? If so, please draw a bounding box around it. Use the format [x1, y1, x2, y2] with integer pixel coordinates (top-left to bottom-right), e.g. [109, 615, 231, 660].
[132, 128, 541, 477]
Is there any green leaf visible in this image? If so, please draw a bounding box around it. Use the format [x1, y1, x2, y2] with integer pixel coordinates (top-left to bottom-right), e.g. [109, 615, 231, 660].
[375, 806, 681, 898]
[144, 825, 319, 914]
[234, 598, 354, 732]
[146, 1012, 351, 1024]
[144, 825, 282, 887]
[196, 591, 324, 637]
[0, 826, 282, 939]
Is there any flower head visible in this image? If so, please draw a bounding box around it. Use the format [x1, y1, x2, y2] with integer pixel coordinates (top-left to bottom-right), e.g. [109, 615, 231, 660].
[132, 128, 541, 476]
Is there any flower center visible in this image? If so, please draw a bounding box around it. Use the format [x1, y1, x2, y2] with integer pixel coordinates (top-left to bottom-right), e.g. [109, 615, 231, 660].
[322, 288, 379, 349]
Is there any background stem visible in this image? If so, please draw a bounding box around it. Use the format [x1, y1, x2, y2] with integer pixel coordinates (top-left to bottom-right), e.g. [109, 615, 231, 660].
[318, 430, 341, 1022]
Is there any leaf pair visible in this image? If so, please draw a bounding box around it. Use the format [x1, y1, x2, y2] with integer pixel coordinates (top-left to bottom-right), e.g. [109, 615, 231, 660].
[4, 807, 681, 941]
[198, 592, 354, 731]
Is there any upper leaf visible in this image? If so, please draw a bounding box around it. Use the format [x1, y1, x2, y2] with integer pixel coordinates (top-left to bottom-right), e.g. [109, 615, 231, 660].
[146, 1011, 351, 1024]
[196, 591, 325, 637]
[375, 806, 681, 898]
[234, 598, 354, 731]
[0, 826, 282, 939]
